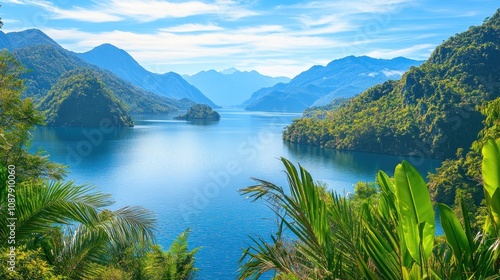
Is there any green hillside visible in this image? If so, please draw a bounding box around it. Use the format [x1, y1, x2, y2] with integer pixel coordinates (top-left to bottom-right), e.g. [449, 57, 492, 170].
[38, 69, 133, 127]
[12, 44, 184, 114]
[283, 9, 500, 159]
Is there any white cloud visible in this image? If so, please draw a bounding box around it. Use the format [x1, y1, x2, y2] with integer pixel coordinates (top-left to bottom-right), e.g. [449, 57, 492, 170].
[382, 69, 405, 77]
[159, 23, 223, 33]
[1, 18, 23, 24]
[292, 0, 414, 15]
[365, 44, 436, 59]
[360, 72, 385, 77]
[6, 0, 258, 23]
[41, 24, 340, 77]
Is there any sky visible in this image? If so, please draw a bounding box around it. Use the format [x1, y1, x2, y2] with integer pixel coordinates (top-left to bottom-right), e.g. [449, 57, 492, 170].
[1, 0, 498, 78]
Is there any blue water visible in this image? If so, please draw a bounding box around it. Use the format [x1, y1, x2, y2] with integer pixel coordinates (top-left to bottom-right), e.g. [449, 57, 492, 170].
[31, 109, 441, 279]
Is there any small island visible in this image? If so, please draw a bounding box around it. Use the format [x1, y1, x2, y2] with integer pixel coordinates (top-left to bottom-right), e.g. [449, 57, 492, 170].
[174, 104, 221, 121]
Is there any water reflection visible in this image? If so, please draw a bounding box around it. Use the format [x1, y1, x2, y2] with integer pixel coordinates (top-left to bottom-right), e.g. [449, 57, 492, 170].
[284, 142, 441, 180]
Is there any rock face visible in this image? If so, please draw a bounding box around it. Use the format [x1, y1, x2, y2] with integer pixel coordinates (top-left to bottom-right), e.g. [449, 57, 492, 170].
[174, 104, 221, 121]
[38, 69, 134, 127]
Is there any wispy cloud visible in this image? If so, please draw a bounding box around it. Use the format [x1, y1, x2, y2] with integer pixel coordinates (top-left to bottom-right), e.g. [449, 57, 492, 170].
[4, 0, 497, 77]
[6, 0, 258, 23]
[382, 69, 406, 77]
[366, 44, 436, 59]
[159, 23, 223, 33]
[291, 0, 414, 15]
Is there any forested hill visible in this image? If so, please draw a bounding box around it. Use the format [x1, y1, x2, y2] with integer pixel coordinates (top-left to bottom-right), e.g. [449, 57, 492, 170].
[12, 44, 185, 114]
[38, 69, 134, 127]
[283, 9, 500, 159]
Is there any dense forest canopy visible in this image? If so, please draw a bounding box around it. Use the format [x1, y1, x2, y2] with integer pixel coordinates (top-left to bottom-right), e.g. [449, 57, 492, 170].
[38, 69, 134, 127]
[284, 9, 500, 160]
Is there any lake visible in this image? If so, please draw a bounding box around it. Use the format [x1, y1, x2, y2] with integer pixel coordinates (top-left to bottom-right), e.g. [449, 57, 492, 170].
[31, 109, 441, 279]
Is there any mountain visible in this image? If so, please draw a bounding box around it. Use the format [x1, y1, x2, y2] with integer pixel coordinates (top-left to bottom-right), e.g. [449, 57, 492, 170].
[0, 29, 60, 51]
[243, 56, 423, 112]
[38, 69, 133, 127]
[283, 9, 500, 159]
[77, 44, 218, 107]
[13, 44, 185, 114]
[183, 69, 290, 106]
[0, 29, 188, 114]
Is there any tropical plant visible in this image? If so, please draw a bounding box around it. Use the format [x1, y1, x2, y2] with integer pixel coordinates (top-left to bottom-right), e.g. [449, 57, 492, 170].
[0, 178, 156, 279]
[239, 139, 500, 279]
[0, 245, 62, 280]
[144, 229, 200, 280]
[239, 158, 365, 279]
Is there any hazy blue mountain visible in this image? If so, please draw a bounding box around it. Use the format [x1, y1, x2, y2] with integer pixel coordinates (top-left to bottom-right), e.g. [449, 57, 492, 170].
[0, 29, 187, 114]
[183, 69, 290, 106]
[77, 44, 218, 107]
[243, 56, 423, 112]
[0, 29, 60, 51]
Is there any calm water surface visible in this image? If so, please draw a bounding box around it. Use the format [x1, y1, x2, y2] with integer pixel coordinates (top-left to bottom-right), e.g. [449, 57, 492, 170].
[31, 109, 441, 279]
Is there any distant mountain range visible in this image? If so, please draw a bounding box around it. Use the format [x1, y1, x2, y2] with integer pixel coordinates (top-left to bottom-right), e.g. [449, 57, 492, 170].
[183, 69, 289, 106]
[0, 29, 425, 117]
[0, 29, 189, 115]
[243, 56, 423, 112]
[76, 44, 217, 107]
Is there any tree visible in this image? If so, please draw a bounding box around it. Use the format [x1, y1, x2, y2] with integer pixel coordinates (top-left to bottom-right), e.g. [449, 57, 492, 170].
[0, 50, 65, 182]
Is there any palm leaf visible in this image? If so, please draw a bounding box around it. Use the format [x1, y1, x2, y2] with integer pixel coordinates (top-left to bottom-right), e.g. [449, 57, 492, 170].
[482, 139, 500, 234]
[50, 206, 156, 279]
[394, 160, 435, 264]
[7, 180, 113, 242]
[438, 203, 471, 266]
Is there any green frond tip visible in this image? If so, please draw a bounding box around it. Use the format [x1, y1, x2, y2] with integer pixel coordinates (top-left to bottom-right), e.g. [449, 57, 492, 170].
[481, 139, 500, 234]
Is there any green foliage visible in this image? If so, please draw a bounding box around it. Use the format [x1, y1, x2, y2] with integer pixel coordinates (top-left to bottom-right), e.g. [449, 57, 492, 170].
[482, 139, 500, 235]
[428, 96, 500, 229]
[239, 145, 500, 279]
[0, 50, 65, 181]
[144, 230, 200, 280]
[239, 158, 356, 279]
[284, 9, 500, 160]
[393, 161, 435, 265]
[302, 97, 349, 119]
[0, 246, 62, 280]
[350, 181, 378, 211]
[175, 104, 221, 121]
[38, 69, 134, 127]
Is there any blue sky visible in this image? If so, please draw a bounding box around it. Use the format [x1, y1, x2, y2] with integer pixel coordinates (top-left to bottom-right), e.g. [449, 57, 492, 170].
[1, 0, 498, 77]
